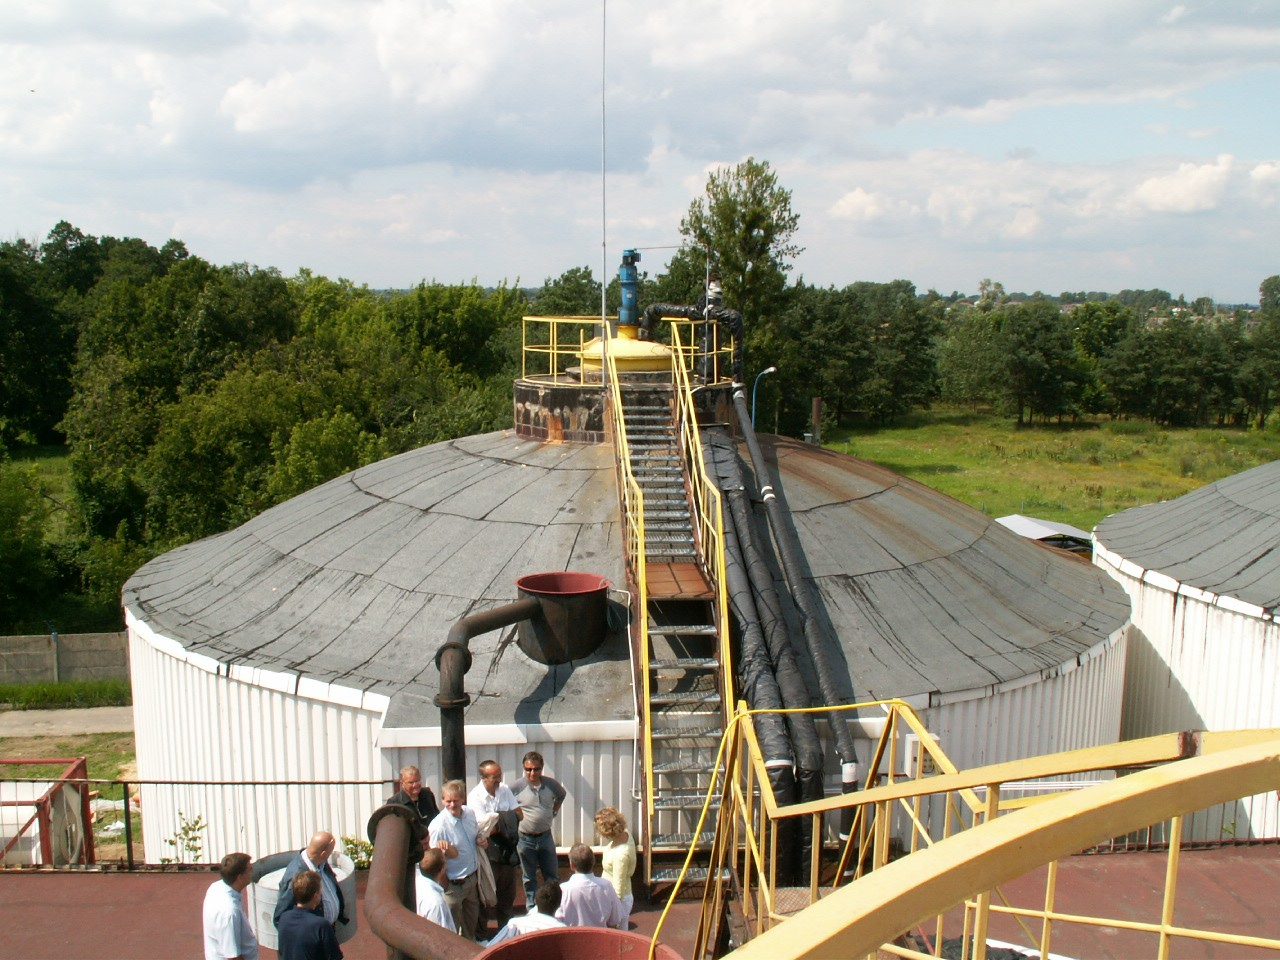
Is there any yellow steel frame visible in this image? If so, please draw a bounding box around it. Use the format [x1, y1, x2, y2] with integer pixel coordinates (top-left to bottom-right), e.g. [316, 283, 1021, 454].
[601, 337, 654, 835]
[520, 315, 596, 382]
[669, 324, 734, 713]
[655, 701, 1280, 960]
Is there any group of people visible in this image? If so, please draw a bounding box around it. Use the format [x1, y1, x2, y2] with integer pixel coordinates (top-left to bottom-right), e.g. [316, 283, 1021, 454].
[201, 751, 637, 959]
[202, 830, 348, 960]
[394, 752, 636, 946]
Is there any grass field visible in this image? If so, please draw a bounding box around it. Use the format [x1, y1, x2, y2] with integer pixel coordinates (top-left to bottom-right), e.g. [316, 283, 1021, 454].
[826, 409, 1280, 531]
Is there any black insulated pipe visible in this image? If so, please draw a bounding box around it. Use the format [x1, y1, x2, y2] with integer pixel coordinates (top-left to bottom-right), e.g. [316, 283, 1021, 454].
[730, 388, 861, 801]
[716, 478, 803, 882]
[435, 598, 541, 784]
[637, 302, 744, 382]
[706, 428, 826, 879]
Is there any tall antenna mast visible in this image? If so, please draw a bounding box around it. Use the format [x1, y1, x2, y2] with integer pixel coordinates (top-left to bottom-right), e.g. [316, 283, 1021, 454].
[600, 0, 607, 325]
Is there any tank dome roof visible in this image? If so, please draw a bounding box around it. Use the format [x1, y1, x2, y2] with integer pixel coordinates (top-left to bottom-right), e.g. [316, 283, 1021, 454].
[755, 436, 1130, 700]
[1095, 459, 1280, 612]
[125, 430, 1131, 720]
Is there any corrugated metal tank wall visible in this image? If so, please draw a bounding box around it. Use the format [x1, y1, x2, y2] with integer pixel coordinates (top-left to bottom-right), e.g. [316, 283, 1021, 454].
[924, 629, 1126, 769]
[1095, 547, 1280, 840]
[129, 621, 386, 861]
[382, 734, 638, 850]
[816, 630, 1127, 845]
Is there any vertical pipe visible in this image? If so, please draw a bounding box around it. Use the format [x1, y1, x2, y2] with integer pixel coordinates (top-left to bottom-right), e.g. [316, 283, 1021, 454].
[365, 806, 482, 960]
[435, 598, 541, 784]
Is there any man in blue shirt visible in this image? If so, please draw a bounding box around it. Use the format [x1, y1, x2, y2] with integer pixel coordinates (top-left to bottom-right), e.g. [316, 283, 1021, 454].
[427, 779, 488, 940]
[277, 871, 343, 960]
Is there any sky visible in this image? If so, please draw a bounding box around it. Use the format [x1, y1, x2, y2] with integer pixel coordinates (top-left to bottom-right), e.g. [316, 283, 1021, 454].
[3, 1, 1279, 304]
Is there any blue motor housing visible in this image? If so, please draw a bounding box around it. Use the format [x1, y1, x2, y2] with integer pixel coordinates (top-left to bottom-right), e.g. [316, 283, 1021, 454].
[618, 248, 641, 327]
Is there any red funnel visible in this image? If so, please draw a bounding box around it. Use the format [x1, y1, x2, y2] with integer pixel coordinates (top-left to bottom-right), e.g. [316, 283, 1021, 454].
[480, 926, 683, 959]
[515, 571, 612, 665]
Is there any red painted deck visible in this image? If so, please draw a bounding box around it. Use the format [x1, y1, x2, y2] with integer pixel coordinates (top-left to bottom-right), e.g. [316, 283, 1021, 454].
[646, 562, 714, 600]
[1, 847, 1278, 958]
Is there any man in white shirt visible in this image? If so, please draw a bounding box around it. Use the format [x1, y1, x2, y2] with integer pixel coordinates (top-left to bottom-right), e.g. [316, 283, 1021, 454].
[414, 848, 457, 933]
[203, 851, 258, 960]
[427, 779, 488, 940]
[467, 759, 522, 937]
[555, 844, 623, 929]
[485, 880, 565, 946]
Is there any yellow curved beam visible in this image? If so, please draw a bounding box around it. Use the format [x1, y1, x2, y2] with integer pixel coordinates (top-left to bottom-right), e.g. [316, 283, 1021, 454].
[726, 738, 1280, 960]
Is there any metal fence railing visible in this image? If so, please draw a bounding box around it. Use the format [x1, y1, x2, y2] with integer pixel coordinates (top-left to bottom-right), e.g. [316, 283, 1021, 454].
[0, 774, 390, 871]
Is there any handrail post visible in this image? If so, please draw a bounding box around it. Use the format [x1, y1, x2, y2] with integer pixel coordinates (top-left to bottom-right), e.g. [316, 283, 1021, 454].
[123, 780, 134, 870]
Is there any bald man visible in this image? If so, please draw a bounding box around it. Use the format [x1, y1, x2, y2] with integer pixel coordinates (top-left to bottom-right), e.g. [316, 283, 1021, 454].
[273, 831, 349, 934]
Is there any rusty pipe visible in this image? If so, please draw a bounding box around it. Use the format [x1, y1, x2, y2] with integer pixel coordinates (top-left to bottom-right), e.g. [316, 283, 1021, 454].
[435, 598, 542, 784]
[365, 804, 483, 960]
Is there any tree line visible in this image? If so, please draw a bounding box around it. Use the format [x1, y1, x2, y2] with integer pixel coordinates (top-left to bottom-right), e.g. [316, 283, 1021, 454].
[0, 223, 525, 631]
[2, 158, 1278, 630]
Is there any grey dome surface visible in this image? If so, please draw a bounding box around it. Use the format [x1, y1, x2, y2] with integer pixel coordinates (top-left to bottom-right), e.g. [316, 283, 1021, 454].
[1094, 459, 1280, 612]
[125, 429, 1132, 726]
[124, 431, 632, 729]
[757, 436, 1131, 700]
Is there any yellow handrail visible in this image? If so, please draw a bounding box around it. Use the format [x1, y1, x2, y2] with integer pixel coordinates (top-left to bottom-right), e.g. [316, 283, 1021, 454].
[601, 336, 654, 830]
[671, 699, 1280, 960]
[669, 324, 734, 714]
[520, 315, 598, 382]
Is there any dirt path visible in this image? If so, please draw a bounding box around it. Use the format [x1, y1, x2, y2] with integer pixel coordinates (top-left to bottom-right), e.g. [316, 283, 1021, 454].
[0, 706, 133, 737]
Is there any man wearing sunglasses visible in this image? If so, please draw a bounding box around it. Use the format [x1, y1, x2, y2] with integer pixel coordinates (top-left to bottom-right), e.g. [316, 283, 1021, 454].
[511, 750, 566, 912]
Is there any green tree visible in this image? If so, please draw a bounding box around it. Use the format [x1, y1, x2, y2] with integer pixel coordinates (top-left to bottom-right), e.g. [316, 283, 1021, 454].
[530, 267, 601, 316]
[0, 240, 74, 443]
[1236, 313, 1280, 428]
[1260, 275, 1280, 317]
[998, 300, 1084, 424]
[266, 410, 388, 502]
[678, 156, 801, 336]
[0, 460, 55, 630]
[937, 306, 1005, 410]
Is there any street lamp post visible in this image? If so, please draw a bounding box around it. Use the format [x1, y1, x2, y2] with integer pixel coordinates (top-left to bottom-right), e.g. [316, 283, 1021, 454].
[752, 366, 778, 428]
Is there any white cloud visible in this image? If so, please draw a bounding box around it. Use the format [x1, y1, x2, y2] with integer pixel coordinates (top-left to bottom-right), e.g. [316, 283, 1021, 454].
[2, 1, 1279, 301]
[1132, 154, 1234, 213]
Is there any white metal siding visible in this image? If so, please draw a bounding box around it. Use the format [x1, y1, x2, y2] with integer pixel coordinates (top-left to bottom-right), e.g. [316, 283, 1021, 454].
[924, 629, 1126, 771]
[382, 734, 638, 850]
[1096, 546, 1280, 839]
[128, 625, 385, 862]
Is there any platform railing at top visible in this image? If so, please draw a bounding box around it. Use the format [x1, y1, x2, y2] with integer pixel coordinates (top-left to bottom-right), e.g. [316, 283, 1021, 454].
[600, 329, 654, 832]
[666, 317, 734, 387]
[521, 315, 597, 382]
[669, 323, 734, 717]
[672, 702, 1280, 960]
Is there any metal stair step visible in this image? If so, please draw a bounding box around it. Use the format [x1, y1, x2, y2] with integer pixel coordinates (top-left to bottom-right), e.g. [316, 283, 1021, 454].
[646, 551, 699, 563]
[649, 657, 719, 671]
[650, 866, 731, 883]
[648, 624, 718, 637]
[650, 832, 716, 848]
[653, 793, 721, 811]
[650, 689, 721, 707]
[650, 725, 722, 742]
[653, 758, 718, 775]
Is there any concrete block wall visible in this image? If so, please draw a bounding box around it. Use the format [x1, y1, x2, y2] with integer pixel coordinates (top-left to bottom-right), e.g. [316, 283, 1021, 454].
[0, 633, 129, 685]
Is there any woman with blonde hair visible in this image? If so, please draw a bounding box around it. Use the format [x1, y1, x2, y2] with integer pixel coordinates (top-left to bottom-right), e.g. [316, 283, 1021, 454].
[594, 806, 636, 927]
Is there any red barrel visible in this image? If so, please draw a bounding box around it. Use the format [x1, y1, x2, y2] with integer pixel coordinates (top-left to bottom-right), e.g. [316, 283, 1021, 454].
[480, 926, 683, 959]
[515, 572, 612, 665]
